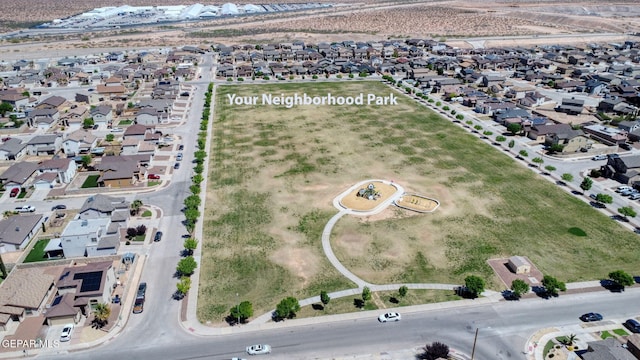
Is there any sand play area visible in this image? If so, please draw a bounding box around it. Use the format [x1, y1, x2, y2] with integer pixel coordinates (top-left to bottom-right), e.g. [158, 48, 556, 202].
[339, 181, 400, 212]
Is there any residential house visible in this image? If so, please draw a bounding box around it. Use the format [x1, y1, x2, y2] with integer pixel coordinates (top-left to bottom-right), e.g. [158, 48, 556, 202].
[0, 266, 58, 322]
[546, 128, 593, 153]
[124, 124, 154, 140]
[25, 134, 62, 156]
[27, 108, 59, 131]
[75, 92, 103, 105]
[95, 155, 149, 187]
[0, 214, 43, 253]
[601, 154, 640, 185]
[36, 95, 68, 111]
[78, 194, 130, 223]
[527, 123, 574, 143]
[580, 337, 636, 360]
[0, 161, 39, 191]
[555, 97, 585, 115]
[63, 129, 98, 156]
[135, 108, 161, 125]
[90, 105, 113, 127]
[59, 105, 89, 130]
[0, 138, 27, 161]
[46, 261, 117, 325]
[0, 92, 29, 111]
[583, 124, 628, 146]
[59, 218, 119, 258]
[36, 158, 77, 184]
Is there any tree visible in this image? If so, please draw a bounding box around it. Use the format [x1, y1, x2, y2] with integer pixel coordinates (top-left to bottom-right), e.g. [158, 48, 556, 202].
[135, 224, 146, 236]
[464, 275, 485, 298]
[183, 237, 198, 256]
[595, 193, 613, 204]
[177, 256, 197, 276]
[176, 276, 191, 298]
[275, 296, 300, 320]
[105, 134, 114, 142]
[506, 123, 522, 135]
[541, 275, 566, 297]
[618, 206, 637, 219]
[548, 144, 564, 154]
[0, 102, 13, 116]
[83, 117, 94, 129]
[422, 341, 450, 360]
[230, 300, 253, 323]
[92, 303, 111, 328]
[126, 227, 137, 240]
[510, 279, 530, 299]
[561, 173, 573, 182]
[545, 165, 556, 172]
[320, 291, 330, 306]
[508, 140, 515, 149]
[80, 155, 92, 168]
[580, 177, 593, 192]
[362, 286, 372, 302]
[532, 157, 544, 167]
[131, 199, 143, 215]
[398, 285, 408, 298]
[608, 270, 635, 289]
[184, 195, 201, 209]
[518, 150, 528, 157]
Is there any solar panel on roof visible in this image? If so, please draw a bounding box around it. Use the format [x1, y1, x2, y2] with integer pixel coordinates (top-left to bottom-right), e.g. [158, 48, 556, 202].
[74, 271, 103, 293]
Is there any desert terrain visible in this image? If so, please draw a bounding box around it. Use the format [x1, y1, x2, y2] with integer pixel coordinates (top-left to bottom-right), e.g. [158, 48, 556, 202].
[1, 0, 639, 58]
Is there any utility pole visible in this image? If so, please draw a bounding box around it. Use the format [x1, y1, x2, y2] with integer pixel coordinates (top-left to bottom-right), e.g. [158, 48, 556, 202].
[236, 293, 240, 325]
[471, 328, 479, 360]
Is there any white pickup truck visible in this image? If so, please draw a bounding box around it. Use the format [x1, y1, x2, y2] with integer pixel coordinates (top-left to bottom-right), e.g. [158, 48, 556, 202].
[15, 205, 36, 213]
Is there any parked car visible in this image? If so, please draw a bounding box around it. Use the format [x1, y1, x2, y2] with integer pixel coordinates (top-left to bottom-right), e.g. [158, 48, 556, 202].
[111, 127, 123, 133]
[620, 143, 632, 150]
[624, 319, 640, 333]
[9, 188, 19, 197]
[617, 185, 633, 192]
[60, 323, 74, 342]
[51, 204, 67, 210]
[147, 173, 160, 180]
[246, 344, 271, 355]
[580, 313, 603, 322]
[178, 144, 184, 151]
[137, 282, 147, 298]
[176, 153, 183, 161]
[154, 231, 163, 242]
[378, 312, 401, 322]
[133, 297, 144, 314]
[592, 154, 607, 161]
[15, 205, 35, 213]
[620, 189, 634, 196]
[631, 193, 640, 200]
[174, 163, 180, 170]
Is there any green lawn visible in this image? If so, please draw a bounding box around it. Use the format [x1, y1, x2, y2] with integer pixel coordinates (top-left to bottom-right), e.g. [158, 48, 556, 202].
[296, 289, 462, 319]
[147, 181, 160, 187]
[17, 189, 27, 199]
[118, 120, 133, 125]
[141, 210, 152, 217]
[24, 239, 50, 263]
[81, 175, 99, 188]
[198, 81, 640, 323]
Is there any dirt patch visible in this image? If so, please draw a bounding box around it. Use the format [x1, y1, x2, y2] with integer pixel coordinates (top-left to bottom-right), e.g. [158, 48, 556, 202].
[395, 194, 439, 212]
[340, 181, 398, 211]
[270, 247, 319, 287]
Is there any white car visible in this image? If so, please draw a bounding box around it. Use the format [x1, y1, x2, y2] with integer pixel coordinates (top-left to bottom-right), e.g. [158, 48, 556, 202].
[60, 323, 74, 342]
[232, 358, 248, 360]
[246, 344, 271, 355]
[378, 312, 401, 322]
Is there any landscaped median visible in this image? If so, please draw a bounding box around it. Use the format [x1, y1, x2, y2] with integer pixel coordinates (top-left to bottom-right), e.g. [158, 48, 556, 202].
[196, 81, 640, 325]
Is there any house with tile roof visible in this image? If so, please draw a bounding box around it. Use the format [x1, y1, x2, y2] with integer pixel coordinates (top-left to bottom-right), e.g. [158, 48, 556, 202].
[0, 214, 43, 253]
[36, 158, 77, 184]
[0, 161, 39, 191]
[25, 134, 62, 156]
[63, 129, 98, 156]
[0, 138, 27, 161]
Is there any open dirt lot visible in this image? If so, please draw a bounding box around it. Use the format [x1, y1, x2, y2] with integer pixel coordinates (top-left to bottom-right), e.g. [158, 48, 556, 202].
[198, 81, 640, 324]
[2, 1, 639, 56]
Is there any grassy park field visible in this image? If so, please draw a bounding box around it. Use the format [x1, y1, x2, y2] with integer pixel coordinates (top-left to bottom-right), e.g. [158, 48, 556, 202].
[197, 81, 640, 323]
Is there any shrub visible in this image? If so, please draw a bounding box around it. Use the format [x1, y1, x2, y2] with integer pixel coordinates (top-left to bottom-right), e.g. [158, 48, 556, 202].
[136, 224, 147, 236]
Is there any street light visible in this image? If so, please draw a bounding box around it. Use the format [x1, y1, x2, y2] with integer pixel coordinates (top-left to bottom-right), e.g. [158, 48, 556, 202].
[236, 293, 239, 325]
